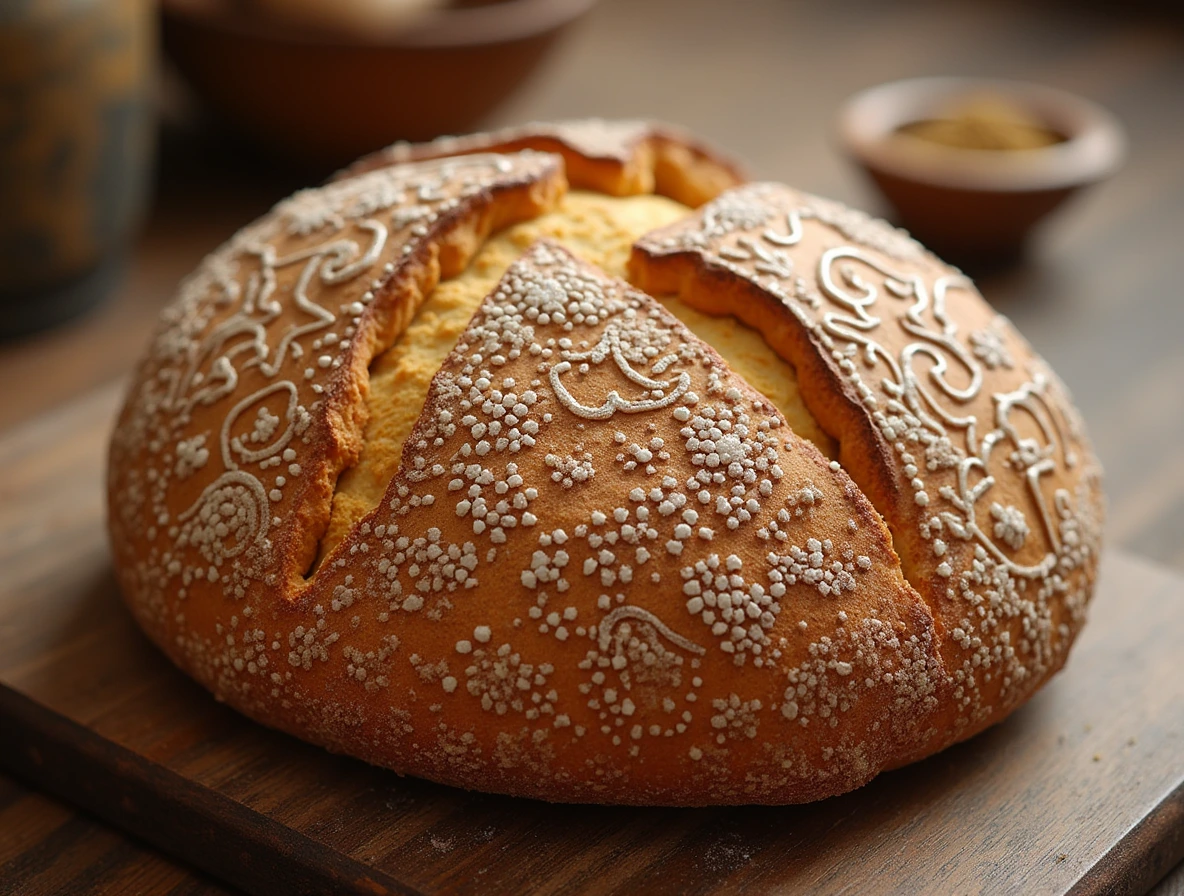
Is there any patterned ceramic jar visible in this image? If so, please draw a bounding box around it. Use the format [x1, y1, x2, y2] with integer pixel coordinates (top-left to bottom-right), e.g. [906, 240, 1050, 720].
[0, 0, 154, 337]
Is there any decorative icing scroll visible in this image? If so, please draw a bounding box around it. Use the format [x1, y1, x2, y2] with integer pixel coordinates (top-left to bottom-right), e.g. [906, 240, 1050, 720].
[112, 153, 561, 592]
[633, 182, 1103, 736]
[600, 605, 706, 656]
[635, 183, 1100, 584]
[549, 323, 692, 420]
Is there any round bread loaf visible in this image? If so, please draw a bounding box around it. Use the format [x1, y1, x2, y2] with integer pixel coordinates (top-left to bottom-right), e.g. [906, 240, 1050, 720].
[107, 121, 1103, 805]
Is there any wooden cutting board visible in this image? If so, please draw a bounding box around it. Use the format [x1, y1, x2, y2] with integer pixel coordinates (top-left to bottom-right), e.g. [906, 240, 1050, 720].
[1, 382, 1182, 896]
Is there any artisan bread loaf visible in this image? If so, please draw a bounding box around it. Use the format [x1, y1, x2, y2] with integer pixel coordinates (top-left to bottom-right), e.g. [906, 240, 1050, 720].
[107, 121, 1102, 805]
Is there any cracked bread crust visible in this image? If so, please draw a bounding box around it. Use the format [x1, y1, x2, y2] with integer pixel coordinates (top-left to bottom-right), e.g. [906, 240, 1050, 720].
[337, 118, 747, 209]
[311, 240, 942, 803]
[317, 189, 837, 568]
[107, 123, 1101, 806]
[107, 151, 565, 595]
[631, 183, 1104, 754]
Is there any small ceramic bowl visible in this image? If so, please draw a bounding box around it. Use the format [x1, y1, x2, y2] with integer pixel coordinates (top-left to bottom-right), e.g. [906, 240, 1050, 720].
[838, 77, 1125, 263]
[162, 0, 596, 171]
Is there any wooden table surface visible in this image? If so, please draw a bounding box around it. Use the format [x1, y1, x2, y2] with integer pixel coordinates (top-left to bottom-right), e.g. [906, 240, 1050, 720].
[1, 0, 1182, 893]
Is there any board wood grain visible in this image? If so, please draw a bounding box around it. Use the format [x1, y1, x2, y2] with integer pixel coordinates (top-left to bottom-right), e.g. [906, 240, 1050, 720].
[0, 381, 1182, 896]
[0, 773, 240, 896]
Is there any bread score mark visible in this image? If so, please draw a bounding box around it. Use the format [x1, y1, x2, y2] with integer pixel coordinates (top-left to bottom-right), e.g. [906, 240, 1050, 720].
[108, 152, 567, 604]
[301, 239, 941, 802]
[317, 190, 835, 565]
[338, 118, 748, 208]
[630, 182, 1103, 747]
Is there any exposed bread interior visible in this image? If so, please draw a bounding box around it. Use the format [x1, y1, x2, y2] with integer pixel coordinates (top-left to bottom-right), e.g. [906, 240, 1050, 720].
[338, 118, 748, 208]
[320, 191, 837, 563]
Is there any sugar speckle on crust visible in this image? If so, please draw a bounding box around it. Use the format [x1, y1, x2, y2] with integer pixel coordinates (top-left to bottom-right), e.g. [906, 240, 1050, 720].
[633, 182, 1103, 745]
[108, 136, 1101, 807]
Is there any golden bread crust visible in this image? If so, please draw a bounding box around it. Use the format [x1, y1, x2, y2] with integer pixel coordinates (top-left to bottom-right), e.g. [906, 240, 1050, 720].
[108, 124, 1102, 805]
[109, 152, 565, 586]
[312, 240, 945, 803]
[337, 119, 747, 208]
[318, 190, 835, 565]
[631, 183, 1104, 750]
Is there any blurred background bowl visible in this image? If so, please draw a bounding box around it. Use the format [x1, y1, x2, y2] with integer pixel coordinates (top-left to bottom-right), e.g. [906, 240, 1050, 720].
[838, 76, 1126, 265]
[161, 0, 596, 172]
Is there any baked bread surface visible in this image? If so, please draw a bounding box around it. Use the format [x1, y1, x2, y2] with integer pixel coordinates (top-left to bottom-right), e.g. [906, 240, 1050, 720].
[320, 189, 835, 564]
[337, 118, 747, 208]
[107, 122, 1102, 805]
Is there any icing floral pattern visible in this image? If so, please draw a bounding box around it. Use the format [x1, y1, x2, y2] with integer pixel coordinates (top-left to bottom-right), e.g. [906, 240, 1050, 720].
[110, 153, 559, 592]
[635, 182, 1103, 733]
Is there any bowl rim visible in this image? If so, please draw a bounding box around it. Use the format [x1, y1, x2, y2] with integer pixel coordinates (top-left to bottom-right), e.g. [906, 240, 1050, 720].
[837, 76, 1126, 193]
[161, 0, 597, 49]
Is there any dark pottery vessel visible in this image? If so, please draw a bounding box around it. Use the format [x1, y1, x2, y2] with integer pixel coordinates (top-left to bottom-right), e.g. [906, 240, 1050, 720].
[0, 0, 154, 338]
